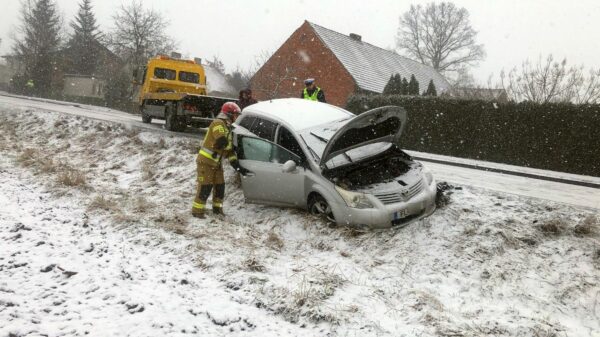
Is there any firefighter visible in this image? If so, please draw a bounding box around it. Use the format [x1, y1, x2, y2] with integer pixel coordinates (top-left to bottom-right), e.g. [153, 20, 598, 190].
[301, 78, 326, 103]
[192, 102, 244, 219]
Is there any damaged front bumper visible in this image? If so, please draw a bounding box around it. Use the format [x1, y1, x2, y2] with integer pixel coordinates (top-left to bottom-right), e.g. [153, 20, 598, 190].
[333, 179, 437, 229]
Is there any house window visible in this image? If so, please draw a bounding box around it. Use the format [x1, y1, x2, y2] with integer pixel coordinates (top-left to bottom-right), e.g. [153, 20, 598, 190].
[179, 71, 200, 84]
[153, 67, 176, 80]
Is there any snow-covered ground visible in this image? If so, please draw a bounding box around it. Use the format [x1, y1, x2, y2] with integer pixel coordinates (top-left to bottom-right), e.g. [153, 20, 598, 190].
[1, 105, 600, 337]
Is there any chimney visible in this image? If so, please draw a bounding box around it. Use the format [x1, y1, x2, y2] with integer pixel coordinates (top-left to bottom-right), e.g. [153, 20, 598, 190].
[349, 33, 362, 42]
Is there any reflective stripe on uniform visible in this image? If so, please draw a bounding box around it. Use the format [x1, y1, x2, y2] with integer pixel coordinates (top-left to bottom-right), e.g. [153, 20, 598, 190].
[192, 202, 205, 209]
[228, 154, 237, 161]
[199, 147, 220, 162]
[213, 125, 225, 134]
[303, 87, 321, 101]
[213, 202, 223, 208]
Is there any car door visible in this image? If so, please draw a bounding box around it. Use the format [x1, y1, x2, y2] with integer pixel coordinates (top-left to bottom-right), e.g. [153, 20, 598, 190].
[236, 135, 306, 207]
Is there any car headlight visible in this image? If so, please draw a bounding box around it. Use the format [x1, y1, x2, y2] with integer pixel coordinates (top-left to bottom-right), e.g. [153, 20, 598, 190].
[423, 168, 434, 185]
[335, 186, 374, 209]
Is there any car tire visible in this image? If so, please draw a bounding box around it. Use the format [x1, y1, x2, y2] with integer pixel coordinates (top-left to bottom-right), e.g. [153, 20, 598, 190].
[308, 194, 335, 223]
[141, 105, 152, 124]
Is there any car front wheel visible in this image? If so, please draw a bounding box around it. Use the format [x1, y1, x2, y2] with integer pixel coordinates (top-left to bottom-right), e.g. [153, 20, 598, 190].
[308, 194, 335, 223]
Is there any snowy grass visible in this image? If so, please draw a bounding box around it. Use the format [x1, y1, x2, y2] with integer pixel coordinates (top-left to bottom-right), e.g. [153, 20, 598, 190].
[1, 106, 600, 336]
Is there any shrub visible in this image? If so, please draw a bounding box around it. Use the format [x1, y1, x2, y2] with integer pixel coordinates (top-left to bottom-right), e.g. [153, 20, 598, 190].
[346, 95, 600, 176]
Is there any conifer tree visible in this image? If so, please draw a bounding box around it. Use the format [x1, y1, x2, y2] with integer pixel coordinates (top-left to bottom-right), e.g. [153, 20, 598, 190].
[408, 74, 420, 95]
[69, 0, 102, 75]
[424, 79, 437, 96]
[383, 74, 395, 95]
[401, 77, 409, 95]
[12, 0, 63, 97]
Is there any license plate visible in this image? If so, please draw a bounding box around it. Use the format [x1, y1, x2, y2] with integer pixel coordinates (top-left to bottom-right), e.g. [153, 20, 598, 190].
[392, 209, 408, 221]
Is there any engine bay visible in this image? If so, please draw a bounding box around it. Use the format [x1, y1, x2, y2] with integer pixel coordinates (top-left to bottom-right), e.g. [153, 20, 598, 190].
[325, 147, 418, 190]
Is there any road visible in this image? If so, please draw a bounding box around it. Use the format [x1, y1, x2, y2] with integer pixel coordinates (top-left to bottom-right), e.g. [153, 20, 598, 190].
[1, 92, 598, 210]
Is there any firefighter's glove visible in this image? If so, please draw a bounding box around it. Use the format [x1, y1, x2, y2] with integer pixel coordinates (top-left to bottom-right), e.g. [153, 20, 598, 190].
[214, 136, 228, 151]
[231, 160, 249, 176]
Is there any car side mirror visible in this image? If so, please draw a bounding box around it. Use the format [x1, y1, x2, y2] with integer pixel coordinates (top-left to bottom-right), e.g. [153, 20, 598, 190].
[282, 160, 297, 173]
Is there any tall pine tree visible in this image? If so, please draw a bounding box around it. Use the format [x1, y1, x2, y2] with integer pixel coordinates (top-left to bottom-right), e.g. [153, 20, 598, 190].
[12, 0, 62, 97]
[383, 74, 395, 95]
[401, 77, 409, 95]
[69, 0, 102, 75]
[423, 79, 437, 96]
[408, 74, 420, 95]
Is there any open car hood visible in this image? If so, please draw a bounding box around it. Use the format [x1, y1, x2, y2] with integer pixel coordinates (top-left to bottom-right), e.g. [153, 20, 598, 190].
[319, 106, 407, 167]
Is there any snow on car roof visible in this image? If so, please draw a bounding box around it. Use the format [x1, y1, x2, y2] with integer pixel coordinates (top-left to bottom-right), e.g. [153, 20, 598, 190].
[242, 98, 354, 131]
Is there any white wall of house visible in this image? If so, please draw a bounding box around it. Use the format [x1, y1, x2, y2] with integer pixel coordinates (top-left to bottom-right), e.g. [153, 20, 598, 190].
[63, 76, 105, 98]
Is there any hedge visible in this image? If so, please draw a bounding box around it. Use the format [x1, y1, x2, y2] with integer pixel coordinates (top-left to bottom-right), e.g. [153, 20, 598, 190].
[346, 95, 600, 177]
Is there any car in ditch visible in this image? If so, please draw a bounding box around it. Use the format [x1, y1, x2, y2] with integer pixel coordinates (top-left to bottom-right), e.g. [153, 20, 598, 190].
[232, 98, 436, 229]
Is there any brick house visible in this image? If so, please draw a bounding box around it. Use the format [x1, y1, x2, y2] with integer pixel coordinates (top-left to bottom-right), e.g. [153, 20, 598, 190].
[251, 21, 451, 107]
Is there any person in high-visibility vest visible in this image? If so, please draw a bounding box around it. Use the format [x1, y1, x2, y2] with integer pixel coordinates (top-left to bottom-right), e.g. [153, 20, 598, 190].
[192, 102, 245, 219]
[301, 78, 326, 103]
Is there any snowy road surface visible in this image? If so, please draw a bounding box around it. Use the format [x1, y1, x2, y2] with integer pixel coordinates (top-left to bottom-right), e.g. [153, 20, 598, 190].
[0, 92, 598, 210]
[1, 105, 599, 336]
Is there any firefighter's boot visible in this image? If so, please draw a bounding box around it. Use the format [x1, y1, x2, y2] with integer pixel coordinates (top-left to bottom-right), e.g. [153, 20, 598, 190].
[212, 184, 225, 216]
[192, 184, 213, 220]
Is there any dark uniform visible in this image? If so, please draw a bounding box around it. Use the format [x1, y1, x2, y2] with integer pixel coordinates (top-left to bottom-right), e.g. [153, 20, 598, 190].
[192, 115, 238, 217]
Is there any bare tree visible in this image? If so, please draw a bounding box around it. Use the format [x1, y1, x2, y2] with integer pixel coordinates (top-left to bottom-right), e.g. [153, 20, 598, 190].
[108, 1, 176, 67]
[206, 55, 226, 75]
[500, 54, 600, 104]
[396, 2, 485, 74]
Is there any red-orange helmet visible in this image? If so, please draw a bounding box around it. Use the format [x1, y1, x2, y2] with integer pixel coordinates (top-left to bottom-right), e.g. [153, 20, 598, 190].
[221, 102, 241, 119]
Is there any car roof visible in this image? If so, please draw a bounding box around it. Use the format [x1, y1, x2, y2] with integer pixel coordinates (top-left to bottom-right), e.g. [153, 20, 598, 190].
[242, 98, 354, 131]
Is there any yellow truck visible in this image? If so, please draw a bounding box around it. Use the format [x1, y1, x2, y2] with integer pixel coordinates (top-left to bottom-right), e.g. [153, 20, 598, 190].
[133, 55, 234, 131]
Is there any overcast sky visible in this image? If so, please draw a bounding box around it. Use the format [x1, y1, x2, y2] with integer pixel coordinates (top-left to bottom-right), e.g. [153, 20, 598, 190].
[1, 0, 599, 84]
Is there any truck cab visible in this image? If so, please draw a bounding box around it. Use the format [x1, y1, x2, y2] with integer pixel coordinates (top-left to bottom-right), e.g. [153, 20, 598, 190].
[134, 55, 235, 132]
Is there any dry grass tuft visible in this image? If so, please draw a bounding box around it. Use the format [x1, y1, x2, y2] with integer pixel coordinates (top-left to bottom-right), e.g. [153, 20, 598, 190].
[141, 159, 156, 181]
[573, 214, 598, 237]
[160, 213, 189, 235]
[181, 140, 199, 154]
[264, 229, 284, 251]
[57, 167, 87, 187]
[244, 256, 266, 273]
[158, 138, 167, 149]
[132, 196, 153, 213]
[16, 148, 38, 167]
[88, 195, 118, 211]
[537, 218, 568, 236]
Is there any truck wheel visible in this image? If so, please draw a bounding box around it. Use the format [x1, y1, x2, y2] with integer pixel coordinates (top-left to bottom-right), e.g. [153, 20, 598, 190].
[141, 105, 152, 124]
[175, 116, 187, 132]
[165, 105, 176, 131]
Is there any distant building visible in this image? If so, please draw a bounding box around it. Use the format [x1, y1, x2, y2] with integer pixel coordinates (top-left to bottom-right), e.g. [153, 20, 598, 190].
[63, 74, 105, 99]
[2, 40, 121, 100]
[445, 87, 509, 103]
[251, 21, 451, 107]
[58, 40, 122, 100]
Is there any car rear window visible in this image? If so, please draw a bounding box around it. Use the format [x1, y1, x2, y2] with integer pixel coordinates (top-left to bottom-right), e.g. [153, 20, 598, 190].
[179, 71, 199, 83]
[238, 116, 257, 130]
[249, 118, 278, 142]
[154, 67, 176, 80]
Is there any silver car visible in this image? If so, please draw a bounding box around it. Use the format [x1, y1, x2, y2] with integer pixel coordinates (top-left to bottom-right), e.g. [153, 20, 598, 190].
[232, 98, 436, 229]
